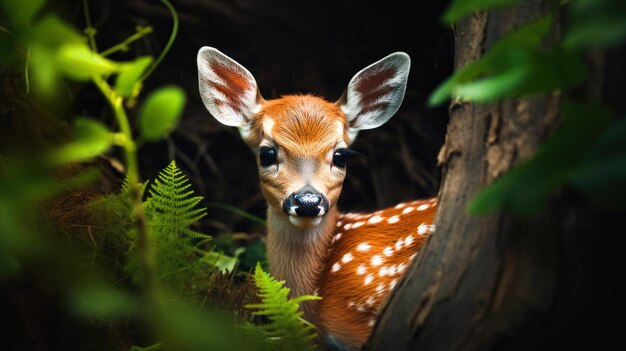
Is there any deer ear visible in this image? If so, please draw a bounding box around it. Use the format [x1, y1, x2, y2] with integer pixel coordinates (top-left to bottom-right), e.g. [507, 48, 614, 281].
[338, 52, 410, 141]
[197, 47, 263, 131]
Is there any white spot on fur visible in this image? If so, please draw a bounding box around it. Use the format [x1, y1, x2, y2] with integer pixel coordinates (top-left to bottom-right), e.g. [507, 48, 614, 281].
[417, 203, 429, 211]
[390, 279, 398, 290]
[388, 265, 397, 275]
[332, 263, 341, 272]
[387, 215, 400, 224]
[343, 223, 352, 230]
[357, 305, 367, 312]
[364, 274, 374, 285]
[332, 233, 342, 243]
[383, 246, 393, 256]
[356, 264, 367, 275]
[371, 255, 383, 266]
[395, 238, 404, 250]
[405, 235, 414, 246]
[402, 206, 414, 214]
[418, 223, 428, 235]
[313, 289, 319, 296]
[368, 319, 376, 327]
[378, 266, 389, 277]
[398, 262, 407, 273]
[342, 253, 354, 263]
[366, 296, 375, 306]
[375, 283, 386, 294]
[368, 215, 384, 224]
[395, 202, 406, 209]
[336, 221, 343, 227]
[352, 221, 364, 229]
[357, 242, 371, 251]
[348, 301, 355, 308]
[410, 254, 417, 260]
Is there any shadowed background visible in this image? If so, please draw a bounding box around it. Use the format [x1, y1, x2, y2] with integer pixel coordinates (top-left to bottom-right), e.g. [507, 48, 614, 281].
[71, 0, 453, 236]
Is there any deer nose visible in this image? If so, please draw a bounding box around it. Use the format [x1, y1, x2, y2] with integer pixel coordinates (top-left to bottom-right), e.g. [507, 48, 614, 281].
[283, 186, 329, 217]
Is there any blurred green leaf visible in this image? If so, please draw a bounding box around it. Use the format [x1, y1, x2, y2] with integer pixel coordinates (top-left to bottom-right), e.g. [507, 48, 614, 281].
[115, 56, 153, 98]
[468, 102, 612, 215]
[52, 117, 114, 164]
[442, 0, 520, 24]
[29, 45, 59, 96]
[0, 0, 46, 28]
[563, 0, 626, 49]
[429, 16, 585, 105]
[55, 44, 119, 80]
[139, 86, 185, 142]
[28, 15, 86, 49]
[70, 285, 138, 319]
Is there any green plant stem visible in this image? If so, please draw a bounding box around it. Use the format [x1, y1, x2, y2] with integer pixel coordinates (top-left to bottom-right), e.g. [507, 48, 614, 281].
[82, 0, 98, 51]
[140, 0, 178, 81]
[92, 75, 163, 330]
[100, 26, 154, 57]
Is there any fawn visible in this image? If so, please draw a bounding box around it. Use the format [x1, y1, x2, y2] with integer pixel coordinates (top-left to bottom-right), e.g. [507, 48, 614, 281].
[197, 47, 437, 350]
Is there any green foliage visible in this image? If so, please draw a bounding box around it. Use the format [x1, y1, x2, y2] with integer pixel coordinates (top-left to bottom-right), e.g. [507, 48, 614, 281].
[433, 0, 626, 215]
[139, 86, 186, 142]
[430, 16, 585, 106]
[563, 0, 626, 49]
[442, 0, 519, 24]
[116, 56, 153, 98]
[247, 263, 321, 351]
[51, 117, 117, 164]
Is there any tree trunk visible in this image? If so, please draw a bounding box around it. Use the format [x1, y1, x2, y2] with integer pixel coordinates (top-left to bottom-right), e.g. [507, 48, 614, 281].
[367, 1, 624, 350]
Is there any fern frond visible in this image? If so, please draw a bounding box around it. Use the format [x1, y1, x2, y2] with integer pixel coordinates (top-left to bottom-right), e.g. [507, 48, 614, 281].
[246, 263, 320, 351]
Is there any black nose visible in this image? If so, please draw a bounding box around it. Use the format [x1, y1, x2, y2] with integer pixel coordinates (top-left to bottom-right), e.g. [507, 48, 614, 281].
[283, 186, 328, 217]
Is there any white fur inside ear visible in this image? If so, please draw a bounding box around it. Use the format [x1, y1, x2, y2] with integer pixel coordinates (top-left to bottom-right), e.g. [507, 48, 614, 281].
[197, 46, 261, 127]
[340, 52, 410, 133]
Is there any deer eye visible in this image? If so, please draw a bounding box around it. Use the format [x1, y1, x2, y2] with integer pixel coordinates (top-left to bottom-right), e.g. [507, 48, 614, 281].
[259, 147, 277, 167]
[333, 149, 348, 168]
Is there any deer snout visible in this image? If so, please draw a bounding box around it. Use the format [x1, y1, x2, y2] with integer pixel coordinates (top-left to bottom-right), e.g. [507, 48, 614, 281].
[283, 186, 329, 218]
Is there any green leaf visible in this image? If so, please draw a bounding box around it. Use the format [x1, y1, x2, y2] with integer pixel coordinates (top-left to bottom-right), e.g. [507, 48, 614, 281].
[563, 0, 626, 49]
[0, 0, 46, 28]
[468, 102, 612, 215]
[28, 15, 86, 49]
[55, 43, 119, 80]
[115, 56, 153, 98]
[429, 16, 586, 106]
[52, 117, 114, 164]
[139, 86, 186, 142]
[202, 251, 238, 273]
[442, 0, 520, 23]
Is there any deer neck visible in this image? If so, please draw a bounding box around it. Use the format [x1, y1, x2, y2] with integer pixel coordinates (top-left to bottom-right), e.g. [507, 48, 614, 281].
[266, 207, 338, 317]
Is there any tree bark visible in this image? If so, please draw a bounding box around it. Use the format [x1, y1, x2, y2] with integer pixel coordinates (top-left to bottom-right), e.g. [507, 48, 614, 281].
[367, 1, 623, 350]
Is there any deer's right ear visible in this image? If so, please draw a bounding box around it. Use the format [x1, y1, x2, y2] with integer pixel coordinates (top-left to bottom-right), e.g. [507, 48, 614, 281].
[197, 47, 263, 131]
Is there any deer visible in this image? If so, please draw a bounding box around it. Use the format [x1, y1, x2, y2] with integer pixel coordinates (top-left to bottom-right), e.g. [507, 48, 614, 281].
[197, 47, 437, 350]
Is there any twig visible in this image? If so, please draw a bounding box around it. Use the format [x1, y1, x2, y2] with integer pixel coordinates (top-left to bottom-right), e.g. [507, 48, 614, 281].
[140, 0, 178, 81]
[82, 0, 98, 51]
[100, 25, 153, 57]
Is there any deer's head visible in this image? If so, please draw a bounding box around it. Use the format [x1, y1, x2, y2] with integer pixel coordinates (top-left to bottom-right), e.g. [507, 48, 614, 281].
[197, 47, 410, 228]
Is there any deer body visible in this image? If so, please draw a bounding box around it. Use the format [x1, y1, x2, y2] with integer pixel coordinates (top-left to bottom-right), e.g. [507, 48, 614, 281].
[197, 47, 437, 349]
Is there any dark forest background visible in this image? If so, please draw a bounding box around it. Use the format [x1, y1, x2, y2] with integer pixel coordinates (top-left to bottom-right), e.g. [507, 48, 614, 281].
[75, 0, 452, 233]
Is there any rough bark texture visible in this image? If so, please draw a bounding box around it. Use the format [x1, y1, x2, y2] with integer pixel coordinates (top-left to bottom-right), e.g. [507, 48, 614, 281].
[367, 2, 624, 350]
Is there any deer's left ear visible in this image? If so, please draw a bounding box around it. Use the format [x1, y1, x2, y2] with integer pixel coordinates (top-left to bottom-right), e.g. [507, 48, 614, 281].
[337, 52, 410, 141]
